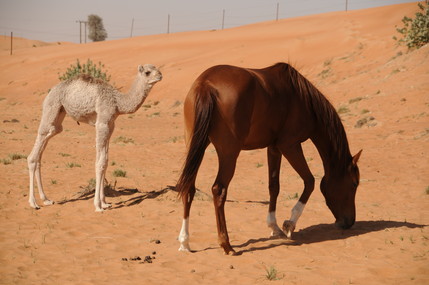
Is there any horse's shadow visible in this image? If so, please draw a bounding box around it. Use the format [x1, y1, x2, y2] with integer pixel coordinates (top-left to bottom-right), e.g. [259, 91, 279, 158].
[233, 220, 427, 255]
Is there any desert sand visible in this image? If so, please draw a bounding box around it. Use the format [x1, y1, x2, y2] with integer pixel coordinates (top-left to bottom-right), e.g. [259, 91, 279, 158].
[0, 2, 428, 284]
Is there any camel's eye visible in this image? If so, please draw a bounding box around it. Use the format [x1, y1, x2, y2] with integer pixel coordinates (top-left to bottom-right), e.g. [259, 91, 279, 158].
[145, 71, 151, 76]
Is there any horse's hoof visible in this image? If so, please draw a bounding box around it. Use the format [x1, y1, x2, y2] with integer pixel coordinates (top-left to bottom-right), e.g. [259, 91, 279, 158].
[282, 220, 296, 239]
[271, 228, 287, 238]
[178, 245, 192, 252]
[223, 246, 238, 256]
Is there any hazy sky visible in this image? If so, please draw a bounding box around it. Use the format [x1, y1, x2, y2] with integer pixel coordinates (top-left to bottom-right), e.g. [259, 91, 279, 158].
[0, 0, 417, 43]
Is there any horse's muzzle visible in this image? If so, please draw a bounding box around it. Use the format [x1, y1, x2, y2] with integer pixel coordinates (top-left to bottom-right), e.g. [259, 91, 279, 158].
[335, 217, 355, 229]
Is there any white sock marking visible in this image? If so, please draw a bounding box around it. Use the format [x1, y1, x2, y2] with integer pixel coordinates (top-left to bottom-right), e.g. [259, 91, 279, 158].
[267, 211, 284, 237]
[290, 201, 305, 224]
[178, 218, 191, 252]
[267, 211, 277, 226]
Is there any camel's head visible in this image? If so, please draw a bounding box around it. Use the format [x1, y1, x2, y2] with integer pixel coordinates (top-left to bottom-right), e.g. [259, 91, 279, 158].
[138, 64, 162, 85]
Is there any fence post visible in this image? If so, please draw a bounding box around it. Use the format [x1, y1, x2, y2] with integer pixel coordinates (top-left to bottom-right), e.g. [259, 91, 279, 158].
[222, 9, 225, 30]
[10, 32, 13, 55]
[276, 3, 279, 21]
[167, 14, 170, 34]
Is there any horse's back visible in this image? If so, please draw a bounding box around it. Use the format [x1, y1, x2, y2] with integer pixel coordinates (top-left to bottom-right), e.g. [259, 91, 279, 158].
[185, 64, 292, 150]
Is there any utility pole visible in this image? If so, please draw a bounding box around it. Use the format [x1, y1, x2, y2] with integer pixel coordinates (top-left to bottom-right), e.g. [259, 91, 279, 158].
[84, 21, 87, 43]
[345, 0, 348, 12]
[76, 20, 88, 43]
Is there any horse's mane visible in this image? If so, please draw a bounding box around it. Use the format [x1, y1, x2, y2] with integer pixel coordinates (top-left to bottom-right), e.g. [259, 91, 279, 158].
[276, 63, 351, 171]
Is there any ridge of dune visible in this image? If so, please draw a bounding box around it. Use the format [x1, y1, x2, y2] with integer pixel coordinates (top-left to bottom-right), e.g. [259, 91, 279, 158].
[0, 35, 71, 51]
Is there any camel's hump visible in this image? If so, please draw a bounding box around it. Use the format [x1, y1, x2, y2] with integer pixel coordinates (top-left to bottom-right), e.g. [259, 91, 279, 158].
[67, 74, 107, 85]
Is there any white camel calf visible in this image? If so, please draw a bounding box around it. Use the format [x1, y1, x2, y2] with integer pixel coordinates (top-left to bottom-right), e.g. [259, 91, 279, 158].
[27, 64, 162, 211]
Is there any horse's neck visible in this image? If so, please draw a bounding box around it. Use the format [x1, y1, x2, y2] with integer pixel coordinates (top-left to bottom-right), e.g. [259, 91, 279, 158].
[311, 127, 351, 177]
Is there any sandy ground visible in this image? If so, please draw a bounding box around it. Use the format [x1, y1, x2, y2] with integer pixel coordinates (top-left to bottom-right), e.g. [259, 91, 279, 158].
[0, 2, 428, 284]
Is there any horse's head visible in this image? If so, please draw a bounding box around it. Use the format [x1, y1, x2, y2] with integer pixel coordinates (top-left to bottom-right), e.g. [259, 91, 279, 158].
[320, 150, 362, 229]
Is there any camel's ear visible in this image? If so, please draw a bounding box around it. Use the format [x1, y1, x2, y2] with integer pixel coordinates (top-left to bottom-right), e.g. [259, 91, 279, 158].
[352, 149, 362, 166]
[138, 65, 144, 73]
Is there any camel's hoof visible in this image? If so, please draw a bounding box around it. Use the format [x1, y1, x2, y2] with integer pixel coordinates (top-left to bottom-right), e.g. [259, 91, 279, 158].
[282, 220, 296, 239]
[95, 208, 104, 213]
[43, 200, 54, 206]
[29, 201, 41, 210]
[101, 203, 112, 209]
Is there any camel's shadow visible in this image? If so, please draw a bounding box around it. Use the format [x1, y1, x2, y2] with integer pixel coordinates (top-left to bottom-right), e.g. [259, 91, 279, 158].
[112, 186, 177, 209]
[57, 184, 177, 207]
[233, 220, 427, 255]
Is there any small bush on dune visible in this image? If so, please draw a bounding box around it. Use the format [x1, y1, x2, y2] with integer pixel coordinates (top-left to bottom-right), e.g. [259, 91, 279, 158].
[394, 1, 429, 49]
[58, 59, 111, 82]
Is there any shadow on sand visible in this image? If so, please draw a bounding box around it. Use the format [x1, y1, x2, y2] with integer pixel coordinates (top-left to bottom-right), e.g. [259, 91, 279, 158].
[57, 184, 178, 208]
[232, 220, 427, 255]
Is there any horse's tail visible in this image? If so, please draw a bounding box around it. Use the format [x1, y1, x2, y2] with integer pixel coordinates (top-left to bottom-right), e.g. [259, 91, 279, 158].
[177, 84, 216, 199]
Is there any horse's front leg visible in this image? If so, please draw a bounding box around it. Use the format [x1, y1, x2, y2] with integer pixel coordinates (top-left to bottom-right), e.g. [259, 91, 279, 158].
[266, 146, 286, 238]
[281, 144, 315, 238]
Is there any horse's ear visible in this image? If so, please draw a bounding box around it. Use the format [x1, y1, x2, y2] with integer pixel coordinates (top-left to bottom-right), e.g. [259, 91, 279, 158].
[352, 149, 362, 166]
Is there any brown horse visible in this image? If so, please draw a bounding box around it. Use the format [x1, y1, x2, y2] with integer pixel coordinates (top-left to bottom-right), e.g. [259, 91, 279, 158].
[176, 62, 362, 255]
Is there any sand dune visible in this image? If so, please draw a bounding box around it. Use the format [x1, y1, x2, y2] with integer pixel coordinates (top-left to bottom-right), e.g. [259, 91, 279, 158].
[0, 2, 428, 284]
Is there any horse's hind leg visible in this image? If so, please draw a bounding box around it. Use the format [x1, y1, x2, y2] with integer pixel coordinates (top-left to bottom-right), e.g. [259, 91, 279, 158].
[27, 105, 65, 209]
[266, 145, 286, 237]
[178, 182, 196, 252]
[279, 143, 315, 238]
[211, 148, 239, 255]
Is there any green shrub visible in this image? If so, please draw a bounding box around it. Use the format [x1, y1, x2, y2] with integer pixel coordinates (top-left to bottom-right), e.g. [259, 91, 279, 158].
[66, 162, 81, 168]
[9, 153, 27, 160]
[59, 59, 111, 82]
[113, 169, 127, 178]
[265, 265, 283, 281]
[394, 1, 429, 49]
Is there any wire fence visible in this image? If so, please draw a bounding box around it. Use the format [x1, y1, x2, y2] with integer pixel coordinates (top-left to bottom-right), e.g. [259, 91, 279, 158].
[0, 0, 416, 43]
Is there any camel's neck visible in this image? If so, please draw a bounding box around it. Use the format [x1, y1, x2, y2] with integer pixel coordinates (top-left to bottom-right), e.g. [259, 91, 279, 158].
[116, 78, 153, 114]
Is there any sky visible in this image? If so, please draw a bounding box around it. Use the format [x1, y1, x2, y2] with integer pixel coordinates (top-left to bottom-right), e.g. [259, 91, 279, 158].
[0, 0, 418, 43]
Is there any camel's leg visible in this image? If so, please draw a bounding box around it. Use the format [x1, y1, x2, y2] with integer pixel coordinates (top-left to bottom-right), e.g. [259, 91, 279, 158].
[27, 106, 66, 209]
[94, 121, 114, 212]
[266, 145, 286, 238]
[211, 148, 239, 255]
[279, 144, 315, 238]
